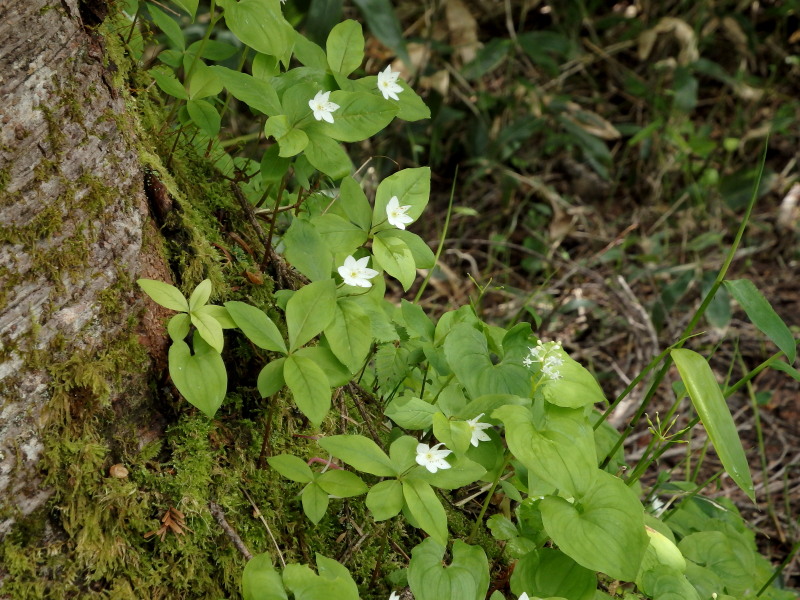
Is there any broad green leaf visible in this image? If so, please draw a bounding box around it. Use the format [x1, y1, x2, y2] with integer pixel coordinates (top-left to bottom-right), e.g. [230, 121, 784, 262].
[302, 482, 329, 524]
[350, 0, 410, 66]
[303, 129, 353, 179]
[457, 393, 530, 421]
[267, 454, 314, 483]
[187, 62, 223, 99]
[339, 176, 371, 230]
[188, 279, 212, 311]
[323, 299, 371, 372]
[149, 67, 189, 100]
[138, 278, 189, 312]
[493, 404, 597, 498]
[186, 39, 238, 61]
[257, 358, 286, 398]
[317, 469, 367, 497]
[401, 299, 434, 340]
[395, 79, 430, 121]
[261, 145, 291, 184]
[384, 229, 435, 268]
[292, 31, 328, 70]
[190, 307, 224, 353]
[282, 219, 333, 282]
[509, 548, 596, 600]
[540, 470, 648, 582]
[242, 553, 287, 600]
[209, 66, 281, 116]
[639, 566, 700, 600]
[541, 355, 607, 409]
[167, 313, 190, 342]
[253, 52, 280, 79]
[408, 454, 487, 490]
[318, 434, 395, 477]
[772, 359, 800, 382]
[284, 354, 331, 427]
[200, 304, 237, 328]
[264, 115, 309, 157]
[402, 479, 448, 547]
[320, 91, 398, 142]
[294, 345, 351, 387]
[373, 167, 431, 228]
[432, 412, 472, 454]
[326, 20, 364, 76]
[286, 278, 337, 351]
[385, 395, 437, 429]
[366, 479, 404, 520]
[224, 301, 287, 353]
[388, 435, 419, 473]
[283, 557, 360, 599]
[679, 531, 755, 594]
[408, 538, 488, 600]
[187, 99, 221, 136]
[218, 0, 293, 60]
[702, 271, 731, 330]
[168, 335, 227, 418]
[373, 235, 415, 290]
[671, 349, 755, 501]
[486, 514, 518, 541]
[147, 4, 185, 50]
[724, 279, 796, 363]
[313, 213, 369, 257]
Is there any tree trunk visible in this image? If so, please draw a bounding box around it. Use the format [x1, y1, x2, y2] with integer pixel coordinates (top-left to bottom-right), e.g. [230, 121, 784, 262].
[0, 0, 166, 539]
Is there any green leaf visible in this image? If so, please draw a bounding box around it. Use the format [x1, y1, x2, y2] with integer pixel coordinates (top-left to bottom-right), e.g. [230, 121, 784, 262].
[186, 39, 238, 61]
[317, 469, 367, 497]
[541, 470, 648, 582]
[260, 145, 291, 184]
[401, 299, 434, 340]
[402, 479, 448, 547]
[303, 129, 353, 180]
[320, 91, 398, 142]
[772, 359, 800, 383]
[302, 482, 329, 524]
[187, 99, 221, 136]
[339, 176, 372, 230]
[323, 299, 371, 372]
[294, 345, 351, 387]
[408, 538, 489, 600]
[373, 235, 415, 291]
[224, 301, 287, 353]
[283, 557, 360, 599]
[264, 115, 309, 157]
[209, 66, 281, 116]
[671, 349, 755, 501]
[188, 279, 212, 311]
[253, 52, 280, 79]
[639, 566, 700, 600]
[432, 412, 472, 454]
[218, 0, 293, 60]
[408, 453, 487, 490]
[147, 4, 185, 50]
[186, 62, 223, 99]
[350, 0, 410, 66]
[509, 548, 596, 600]
[292, 31, 329, 70]
[373, 167, 431, 228]
[138, 278, 189, 312]
[149, 67, 189, 100]
[395, 79, 430, 121]
[313, 213, 369, 257]
[366, 479, 404, 520]
[541, 355, 607, 409]
[286, 278, 337, 351]
[167, 313, 191, 342]
[385, 395, 437, 430]
[385, 229, 435, 268]
[282, 219, 333, 282]
[257, 358, 286, 397]
[318, 434, 396, 477]
[284, 354, 331, 427]
[678, 531, 754, 595]
[267, 454, 314, 483]
[242, 553, 287, 600]
[326, 20, 364, 76]
[190, 307, 224, 353]
[168, 335, 227, 418]
[200, 305, 237, 328]
[724, 279, 796, 363]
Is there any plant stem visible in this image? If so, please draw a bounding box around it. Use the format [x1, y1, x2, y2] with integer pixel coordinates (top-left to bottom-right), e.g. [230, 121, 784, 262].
[468, 457, 509, 544]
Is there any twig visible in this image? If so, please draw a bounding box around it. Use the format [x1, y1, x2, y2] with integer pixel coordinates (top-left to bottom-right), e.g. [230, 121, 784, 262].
[241, 487, 286, 567]
[209, 501, 252, 560]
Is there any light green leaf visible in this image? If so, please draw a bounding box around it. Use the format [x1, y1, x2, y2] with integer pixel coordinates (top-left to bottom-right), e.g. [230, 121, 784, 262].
[282, 219, 333, 282]
[257, 358, 286, 398]
[167, 313, 191, 342]
[286, 278, 337, 351]
[187, 99, 221, 136]
[320, 91, 398, 142]
[168, 334, 227, 418]
[326, 20, 364, 76]
[540, 470, 648, 582]
[385, 395, 437, 430]
[339, 176, 372, 230]
[253, 52, 280, 79]
[209, 66, 281, 116]
[432, 412, 472, 454]
[294, 345, 351, 387]
[366, 479, 404, 520]
[402, 479, 448, 547]
[313, 213, 369, 257]
[261, 145, 291, 184]
[639, 566, 700, 600]
[218, 0, 293, 60]
[267, 454, 314, 483]
[373, 167, 430, 228]
[242, 553, 287, 600]
[395, 79, 430, 121]
[303, 129, 353, 180]
[408, 453, 487, 490]
[199, 305, 237, 328]
[149, 67, 189, 100]
[385, 229, 435, 268]
[283, 557, 360, 599]
[292, 31, 328, 70]
[323, 298, 372, 372]
[186, 39, 238, 61]
[373, 235, 415, 291]
[671, 349, 755, 501]
[190, 307, 224, 353]
[138, 278, 189, 312]
[317, 469, 367, 497]
[264, 115, 309, 157]
[187, 62, 223, 99]
[318, 434, 396, 477]
[188, 279, 212, 311]
[541, 355, 607, 409]
[147, 4, 185, 50]
[408, 538, 489, 600]
[509, 548, 596, 600]
[284, 354, 331, 427]
[724, 279, 796, 363]
[302, 482, 329, 524]
[389, 435, 419, 473]
[224, 301, 287, 353]
[679, 531, 754, 596]
[401, 299, 434, 340]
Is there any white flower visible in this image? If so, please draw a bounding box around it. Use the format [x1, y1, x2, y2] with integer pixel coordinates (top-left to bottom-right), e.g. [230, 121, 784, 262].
[522, 356, 533, 367]
[386, 196, 414, 229]
[519, 593, 531, 600]
[466, 413, 492, 447]
[415, 442, 452, 473]
[308, 90, 339, 123]
[377, 65, 403, 101]
[337, 255, 379, 287]
[388, 593, 400, 600]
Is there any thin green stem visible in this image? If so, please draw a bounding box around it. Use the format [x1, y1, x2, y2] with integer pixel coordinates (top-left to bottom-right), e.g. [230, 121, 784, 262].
[468, 457, 509, 544]
[724, 351, 784, 398]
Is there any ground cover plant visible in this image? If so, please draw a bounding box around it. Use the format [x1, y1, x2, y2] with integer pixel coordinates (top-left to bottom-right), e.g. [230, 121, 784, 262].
[3, 0, 797, 598]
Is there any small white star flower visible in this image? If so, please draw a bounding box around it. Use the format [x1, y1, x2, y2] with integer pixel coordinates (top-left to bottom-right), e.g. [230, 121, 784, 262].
[415, 442, 452, 473]
[466, 413, 492, 447]
[388, 592, 400, 600]
[337, 255, 379, 287]
[308, 90, 339, 123]
[519, 594, 530, 600]
[377, 65, 403, 101]
[522, 356, 533, 367]
[386, 196, 414, 229]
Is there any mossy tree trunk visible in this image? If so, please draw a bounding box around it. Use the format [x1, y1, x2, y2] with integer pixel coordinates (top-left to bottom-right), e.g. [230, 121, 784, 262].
[0, 0, 168, 539]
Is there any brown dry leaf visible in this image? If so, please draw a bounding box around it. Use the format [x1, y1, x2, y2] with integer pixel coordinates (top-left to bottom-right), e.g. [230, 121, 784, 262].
[561, 101, 621, 140]
[144, 507, 192, 542]
[445, 0, 481, 64]
[638, 17, 699, 65]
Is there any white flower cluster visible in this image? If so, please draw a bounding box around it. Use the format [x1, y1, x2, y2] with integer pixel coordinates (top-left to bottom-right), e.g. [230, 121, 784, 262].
[523, 340, 565, 381]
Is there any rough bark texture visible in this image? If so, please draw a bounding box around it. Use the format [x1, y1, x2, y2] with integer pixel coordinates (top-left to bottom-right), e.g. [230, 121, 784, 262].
[0, 0, 162, 537]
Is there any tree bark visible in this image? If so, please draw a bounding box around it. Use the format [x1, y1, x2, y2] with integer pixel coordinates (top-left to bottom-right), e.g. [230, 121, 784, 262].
[0, 0, 165, 538]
